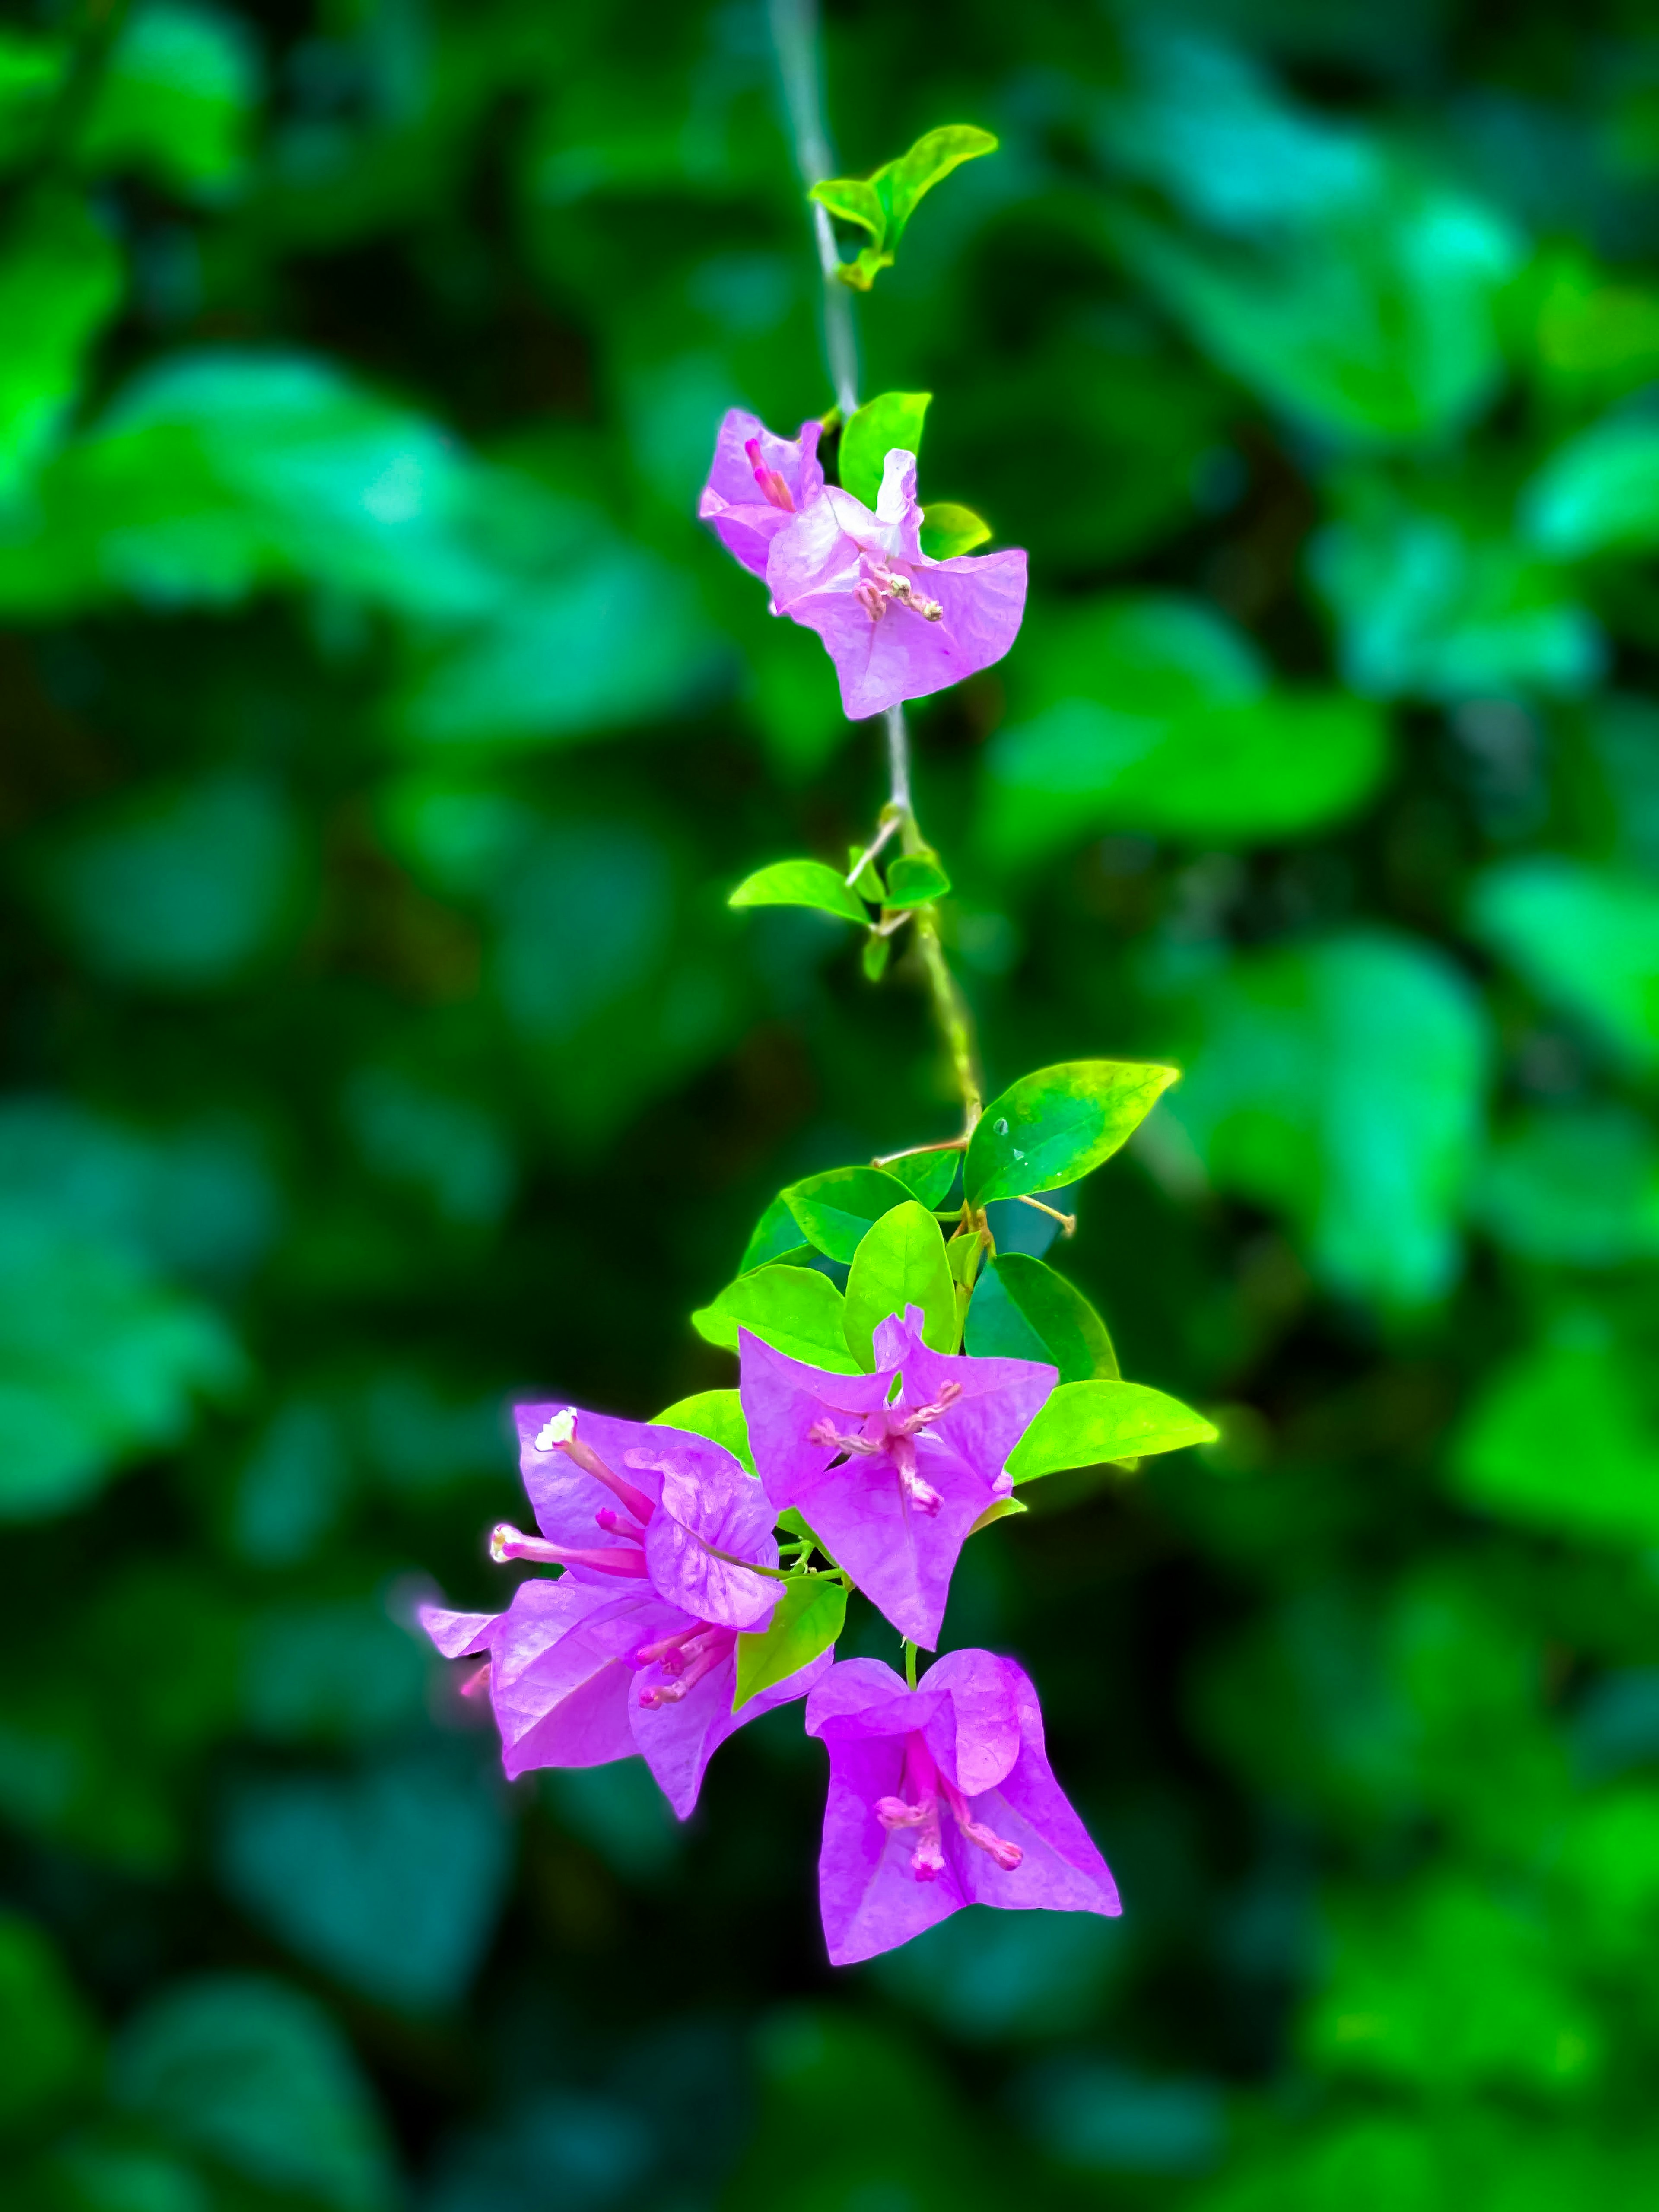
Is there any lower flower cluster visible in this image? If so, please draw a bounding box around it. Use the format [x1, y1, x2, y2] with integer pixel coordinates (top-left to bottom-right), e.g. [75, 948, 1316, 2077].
[422, 1305, 1120, 1964]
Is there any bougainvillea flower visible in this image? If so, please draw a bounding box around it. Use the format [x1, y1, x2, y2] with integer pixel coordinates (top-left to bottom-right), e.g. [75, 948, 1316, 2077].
[494, 1403, 780, 1630]
[764, 449, 1027, 720]
[804, 1648, 1120, 1964]
[422, 1573, 831, 1818]
[739, 1305, 1055, 1649]
[697, 407, 826, 582]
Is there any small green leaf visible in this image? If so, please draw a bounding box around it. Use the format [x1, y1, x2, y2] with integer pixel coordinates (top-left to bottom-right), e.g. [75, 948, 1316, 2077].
[843, 1201, 957, 1367]
[734, 1577, 847, 1710]
[946, 1230, 986, 1292]
[965, 1060, 1180, 1205]
[847, 844, 887, 903]
[739, 1193, 811, 1274]
[784, 1167, 915, 1263]
[807, 176, 885, 242]
[811, 127, 997, 291]
[840, 391, 932, 509]
[1008, 1379, 1217, 1484]
[729, 860, 869, 926]
[882, 1147, 961, 1208]
[883, 124, 998, 241]
[777, 1506, 831, 1557]
[969, 1495, 1027, 1536]
[966, 1254, 1119, 1382]
[651, 1389, 755, 1477]
[691, 1265, 861, 1373]
[862, 933, 891, 982]
[920, 503, 992, 559]
[882, 852, 951, 908]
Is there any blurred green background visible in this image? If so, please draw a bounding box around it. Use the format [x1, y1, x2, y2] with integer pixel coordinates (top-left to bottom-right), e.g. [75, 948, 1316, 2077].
[5, 0, 1659, 2204]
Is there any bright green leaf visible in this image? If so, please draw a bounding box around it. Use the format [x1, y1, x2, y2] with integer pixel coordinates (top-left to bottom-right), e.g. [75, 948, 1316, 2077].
[734, 1577, 847, 1710]
[652, 1389, 755, 1478]
[920, 502, 992, 559]
[882, 124, 999, 240]
[729, 859, 870, 926]
[862, 933, 891, 982]
[1008, 1379, 1217, 1484]
[691, 1265, 862, 1373]
[847, 844, 887, 903]
[843, 1202, 957, 1367]
[965, 1060, 1179, 1205]
[807, 176, 885, 241]
[881, 1148, 961, 1208]
[784, 1167, 915, 1262]
[968, 1495, 1027, 1536]
[965, 1254, 1119, 1383]
[839, 391, 931, 509]
[883, 852, 951, 908]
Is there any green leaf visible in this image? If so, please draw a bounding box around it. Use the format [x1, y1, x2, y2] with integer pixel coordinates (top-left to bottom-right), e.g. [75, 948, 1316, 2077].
[882, 1148, 961, 1208]
[1523, 414, 1659, 559]
[882, 124, 999, 241]
[78, 1, 261, 202]
[843, 1202, 957, 1367]
[969, 1495, 1027, 1536]
[965, 1060, 1179, 1205]
[839, 391, 931, 509]
[729, 859, 870, 926]
[734, 1577, 847, 1710]
[847, 844, 887, 903]
[0, 194, 124, 502]
[109, 1973, 397, 2210]
[1451, 1325, 1659, 1546]
[1007, 1379, 1217, 1484]
[1166, 931, 1491, 1308]
[784, 1167, 915, 1263]
[807, 176, 885, 242]
[810, 126, 997, 291]
[882, 852, 952, 908]
[920, 502, 992, 559]
[1468, 858, 1659, 1071]
[0, 1912, 99, 2131]
[691, 1265, 862, 1373]
[651, 1389, 755, 1478]
[965, 1254, 1119, 1383]
[862, 933, 891, 982]
[738, 1194, 810, 1274]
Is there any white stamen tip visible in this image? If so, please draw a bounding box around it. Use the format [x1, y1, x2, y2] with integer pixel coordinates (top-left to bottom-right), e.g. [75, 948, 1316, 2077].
[534, 1408, 577, 1452]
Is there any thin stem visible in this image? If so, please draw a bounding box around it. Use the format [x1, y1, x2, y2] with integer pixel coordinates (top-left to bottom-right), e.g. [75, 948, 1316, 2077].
[903, 1640, 919, 1691]
[1018, 1194, 1077, 1236]
[873, 1136, 969, 1166]
[768, 0, 858, 416]
[845, 811, 900, 885]
[884, 703, 913, 814]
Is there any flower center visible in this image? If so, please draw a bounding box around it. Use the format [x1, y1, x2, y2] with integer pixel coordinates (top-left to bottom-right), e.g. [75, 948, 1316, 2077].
[854, 561, 943, 624]
[873, 1732, 1023, 1880]
[633, 1623, 736, 1707]
[807, 1381, 963, 1518]
[744, 436, 795, 512]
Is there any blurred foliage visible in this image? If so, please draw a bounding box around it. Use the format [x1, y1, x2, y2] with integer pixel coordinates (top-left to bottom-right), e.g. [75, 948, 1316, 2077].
[3, 0, 1659, 2207]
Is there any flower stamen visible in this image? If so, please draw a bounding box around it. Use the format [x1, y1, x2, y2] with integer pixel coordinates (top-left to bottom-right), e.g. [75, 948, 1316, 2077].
[744, 436, 795, 512]
[490, 1522, 650, 1577]
[530, 1408, 656, 1527]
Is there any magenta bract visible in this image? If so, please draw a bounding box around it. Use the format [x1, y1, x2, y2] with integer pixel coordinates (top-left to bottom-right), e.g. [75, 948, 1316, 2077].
[507, 1402, 780, 1630]
[422, 1576, 830, 1819]
[697, 408, 826, 582]
[739, 1305, 1056, 1649]
[765, 450, 1027, 720]
[805, 1649, 1121, 1966]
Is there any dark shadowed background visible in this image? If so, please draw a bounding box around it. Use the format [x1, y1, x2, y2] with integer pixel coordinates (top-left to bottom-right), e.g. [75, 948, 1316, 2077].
[4, 0, 1659, 2206]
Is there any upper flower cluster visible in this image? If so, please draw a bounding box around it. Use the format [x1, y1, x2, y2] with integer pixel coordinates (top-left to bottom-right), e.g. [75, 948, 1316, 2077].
[421, 1304, 1119, 1963]
[698, 407, 1028, 721]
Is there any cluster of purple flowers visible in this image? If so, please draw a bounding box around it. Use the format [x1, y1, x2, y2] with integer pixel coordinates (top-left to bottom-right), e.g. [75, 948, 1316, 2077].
[424, 1309, 1120, 1965]
[696, 408, 1027, 719]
